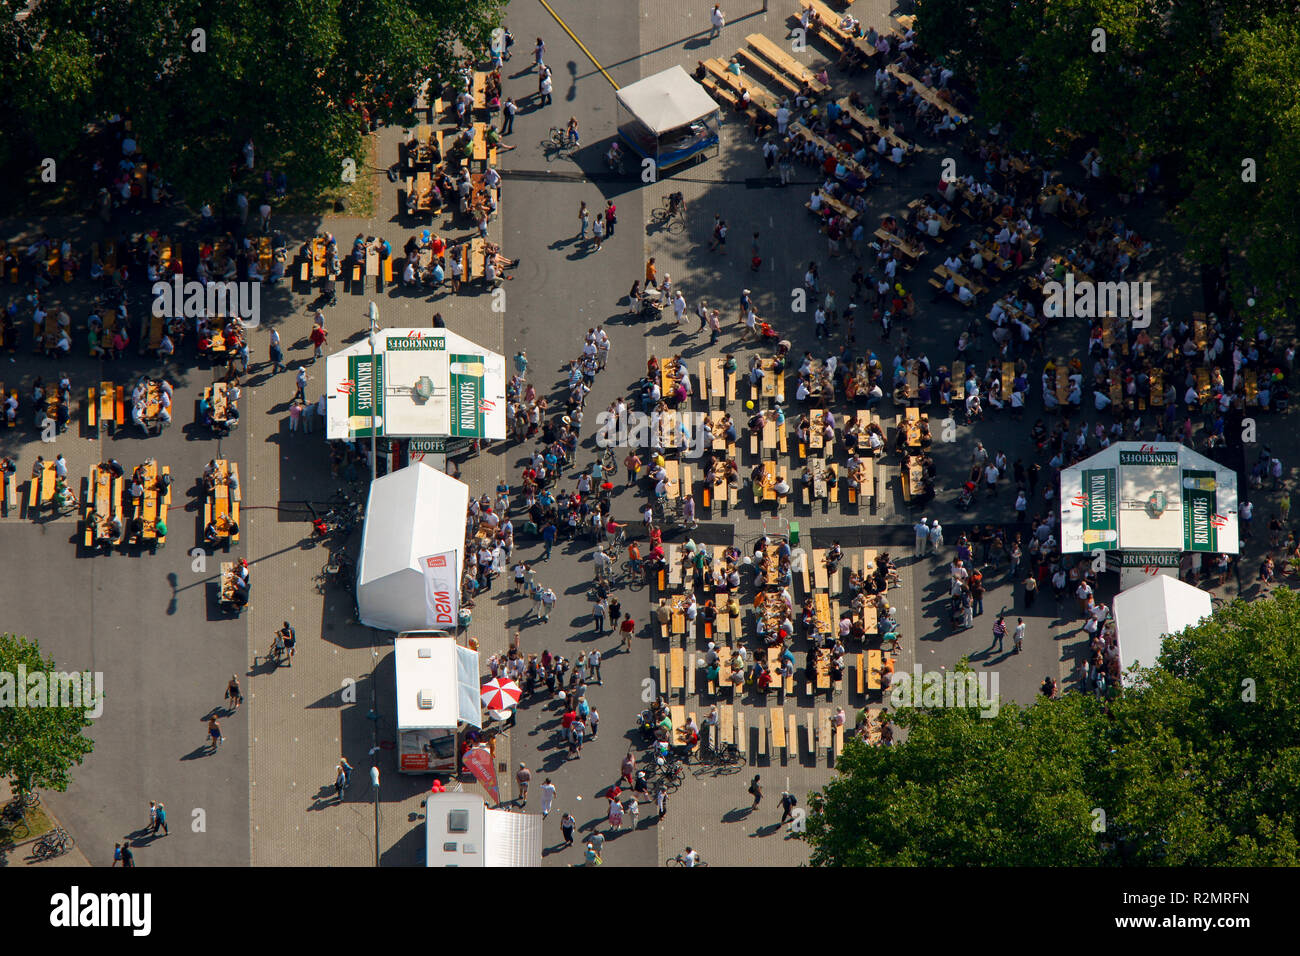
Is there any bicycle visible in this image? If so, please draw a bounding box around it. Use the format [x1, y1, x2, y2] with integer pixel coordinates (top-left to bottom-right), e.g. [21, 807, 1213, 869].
[665, 853, 708, 867]
[653, 495, 678, 530]
[621, 557, 646, 590]
[655, 192, 687, 224]
[601, 447, 618, 475]
[545, 127, 577, 154]
[31, 828, 73, 861]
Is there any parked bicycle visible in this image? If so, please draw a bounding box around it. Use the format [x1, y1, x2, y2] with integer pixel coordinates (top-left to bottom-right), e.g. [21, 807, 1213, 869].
[31, 828, 73, 861]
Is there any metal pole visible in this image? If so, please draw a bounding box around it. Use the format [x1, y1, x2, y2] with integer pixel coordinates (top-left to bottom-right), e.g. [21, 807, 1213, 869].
[368, 301, 379, 483]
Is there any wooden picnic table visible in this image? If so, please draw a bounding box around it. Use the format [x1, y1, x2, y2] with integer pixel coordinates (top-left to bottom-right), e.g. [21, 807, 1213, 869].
[809, 456, 827, 499]
[903, 407, 924, 447]
[701, 59, 780, 115]
[662, 458, 681, 500]
[886, 65, 968, 122]
[838, 98, 908, 152]
[789, 123, 872, 186]
[803, 0, 879, 61]
[746, 33, 829, 94]
[874, 228, 924, 262]
[1196, 368, 1212, 405]
[1149, 367, 1164, 407]
[1055, 364, 1070, 405]
[757, 460, 777, 503]
[659, 407, 681, 452]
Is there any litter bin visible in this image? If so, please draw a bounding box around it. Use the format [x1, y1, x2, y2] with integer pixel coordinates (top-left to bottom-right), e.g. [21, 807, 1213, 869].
[789, 522, 799, 547]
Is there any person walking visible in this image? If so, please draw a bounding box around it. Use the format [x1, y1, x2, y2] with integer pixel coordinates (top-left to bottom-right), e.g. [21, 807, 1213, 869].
[588, 705, 600, 740]
[120, 841, 136, 868]
[592, 596, 606, 634]
[1013, 617, 1025, 653]
[148, 800, 158, 831]
[583, 841, 603, 866]
[626, 795, 639, 828]
[501, 97, 517, 135]
[655, 785, 668, 820]
[309, 320, 328, 362]
[540, 586, 556, 621]
[747, 774, 763, 810]
[267, 328, 284, 373]
[608, 797, 625, 830]
[560, 811, 576, 846]
[225, 674, 243, 712]
[928, 520, 945, 556]
[578, 201, 589, 239]
[914, 517, 929, 557]
[539, 67, 553, 107]
[779, 790, 798, 823]
[515, 762, 532, 805]
[533, 36, 545, 72]
[113, 843, 122, 867]
[206, 716, 223, 751]
[334, 762, 349, 801]
[539, 778, 557, 818]
[592, 214, 605, 251]
[153, 801, 168, 836]
[608, 597, 622, 636]
[709, 4, 725, 40]
[541, 521, 556, 559]
[621, 750, 637, 789]
[294, 366, 308, 402]
[991, 614, 1007, 652]
[619, 613, 635, 649]
[589, 648, 602, 684]
[604, 201, 617, 238]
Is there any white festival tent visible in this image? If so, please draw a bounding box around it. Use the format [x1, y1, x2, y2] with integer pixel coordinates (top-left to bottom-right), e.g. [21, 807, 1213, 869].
[356, 461, 469, 633]
[1111, 575, 1213, 674]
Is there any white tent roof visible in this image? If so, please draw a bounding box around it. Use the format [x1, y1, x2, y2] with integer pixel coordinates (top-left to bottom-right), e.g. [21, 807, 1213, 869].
[616, 66, 719, 135]
[356, 461, 469, 633]
[1112, 575, 1213, 672]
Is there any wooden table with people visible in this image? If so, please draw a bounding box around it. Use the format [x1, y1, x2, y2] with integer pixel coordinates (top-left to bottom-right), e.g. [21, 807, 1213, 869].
[903, 407, 926, 448]
[839, 98, 910, 153]
[886, 65, 969, 122]
[83, 463, 124, 548]
[708, 358, 736, 404]
[204, 459, 241, 548]
[129, 459, 171, 546]
[789, 123, 872, 187]
[874, 228, 925, 263]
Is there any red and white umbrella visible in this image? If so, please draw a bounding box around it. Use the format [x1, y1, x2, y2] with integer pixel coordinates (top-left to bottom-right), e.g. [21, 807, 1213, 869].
[480, 678, 522, 711]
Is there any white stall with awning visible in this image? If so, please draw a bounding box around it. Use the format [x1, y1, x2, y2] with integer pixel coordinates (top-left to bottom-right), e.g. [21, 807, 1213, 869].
[425, 791, 543, 866]
[616, 65, 720, 170]
[356, 461, 469, 633]
[1112, 575, 1213, 673]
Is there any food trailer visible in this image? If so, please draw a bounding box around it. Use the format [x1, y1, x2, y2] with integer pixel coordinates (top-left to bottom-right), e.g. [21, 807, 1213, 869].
[616, 65, 720, 172]
[393, 630, 481, 774]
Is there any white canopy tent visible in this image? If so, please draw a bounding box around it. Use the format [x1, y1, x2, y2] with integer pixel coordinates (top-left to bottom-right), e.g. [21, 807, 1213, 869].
[1111, 575, 1213, 673]
[615, 65, 720, 169]
[356, 461, 469, 633]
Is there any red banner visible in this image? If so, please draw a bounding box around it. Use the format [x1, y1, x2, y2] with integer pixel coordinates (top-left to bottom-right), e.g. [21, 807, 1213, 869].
[461, 746, 499, 804]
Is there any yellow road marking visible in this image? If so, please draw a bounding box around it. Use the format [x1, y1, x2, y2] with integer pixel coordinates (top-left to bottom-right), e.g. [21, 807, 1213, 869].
[537, 0, 620, 90]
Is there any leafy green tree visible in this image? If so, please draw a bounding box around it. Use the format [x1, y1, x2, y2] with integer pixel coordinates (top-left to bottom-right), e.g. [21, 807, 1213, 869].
[804, 593, 1300, 865]
[912, 0, 1300, 328]
[0, 634, 96, 808]
[0, 0, 504, 207]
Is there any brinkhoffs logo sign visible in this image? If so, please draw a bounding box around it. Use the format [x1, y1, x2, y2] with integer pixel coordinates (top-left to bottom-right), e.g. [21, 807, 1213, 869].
[426, 556, 447, 569]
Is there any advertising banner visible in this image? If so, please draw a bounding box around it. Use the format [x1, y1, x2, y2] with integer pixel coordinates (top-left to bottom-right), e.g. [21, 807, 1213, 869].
[448, 354, 487, 438]
[346, 354, 384, 439]
[461, 746, 499, 804]
[421, 551, 459, 629]
[1182, 470, 1219, 552]
[1081, 469, 1118, 550]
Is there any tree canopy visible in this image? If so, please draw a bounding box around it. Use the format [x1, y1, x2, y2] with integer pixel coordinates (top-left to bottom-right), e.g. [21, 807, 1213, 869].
[0, 633, 96, 804]
[804, 591, 1300, 865]
[0, 0, 504, 207]
[912, 0, 1300, 327]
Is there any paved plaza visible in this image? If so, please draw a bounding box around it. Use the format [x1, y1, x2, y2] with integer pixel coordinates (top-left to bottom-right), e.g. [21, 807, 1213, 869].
[1, 0, 1290, 870]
